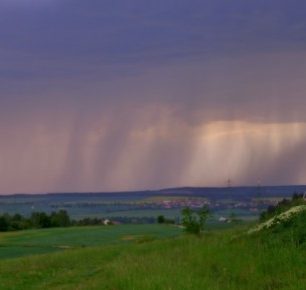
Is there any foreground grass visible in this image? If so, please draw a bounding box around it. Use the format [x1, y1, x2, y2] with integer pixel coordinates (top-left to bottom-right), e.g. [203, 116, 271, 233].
[0, 228, 305, 290]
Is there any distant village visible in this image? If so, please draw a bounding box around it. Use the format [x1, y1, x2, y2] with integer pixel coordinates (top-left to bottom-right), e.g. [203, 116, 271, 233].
[120, 196, 282, 212]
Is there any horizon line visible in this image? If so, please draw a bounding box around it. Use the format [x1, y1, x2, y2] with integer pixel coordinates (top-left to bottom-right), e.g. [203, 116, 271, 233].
[1, 184, 306, 197]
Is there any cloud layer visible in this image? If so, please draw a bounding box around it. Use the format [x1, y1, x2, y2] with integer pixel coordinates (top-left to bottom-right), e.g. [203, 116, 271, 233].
[0, 1, 306, 193]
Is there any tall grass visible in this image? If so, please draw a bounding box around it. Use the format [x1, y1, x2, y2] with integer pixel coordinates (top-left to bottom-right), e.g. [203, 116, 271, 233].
[0, 227, 305, 289]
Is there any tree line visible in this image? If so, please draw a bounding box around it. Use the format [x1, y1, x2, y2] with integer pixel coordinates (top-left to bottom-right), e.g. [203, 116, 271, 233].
[0, 205, 211, 234]
[0, 210, 113, 232]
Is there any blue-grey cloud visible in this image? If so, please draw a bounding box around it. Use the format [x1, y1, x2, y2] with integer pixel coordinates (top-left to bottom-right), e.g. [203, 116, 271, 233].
[1, 0, 306, 73]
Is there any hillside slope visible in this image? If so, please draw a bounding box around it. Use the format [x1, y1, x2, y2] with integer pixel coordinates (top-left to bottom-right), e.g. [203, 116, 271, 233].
[249, 205, 306, 233]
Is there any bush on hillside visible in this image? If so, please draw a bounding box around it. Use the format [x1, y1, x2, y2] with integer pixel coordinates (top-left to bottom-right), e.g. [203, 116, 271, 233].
[260, 193, 306, 222]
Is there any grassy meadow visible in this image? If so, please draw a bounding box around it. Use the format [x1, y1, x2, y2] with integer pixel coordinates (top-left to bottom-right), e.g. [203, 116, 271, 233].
[0, 223, 305, 289]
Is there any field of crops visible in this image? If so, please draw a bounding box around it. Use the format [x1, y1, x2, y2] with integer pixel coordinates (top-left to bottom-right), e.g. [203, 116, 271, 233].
[0, 224, 182, 259]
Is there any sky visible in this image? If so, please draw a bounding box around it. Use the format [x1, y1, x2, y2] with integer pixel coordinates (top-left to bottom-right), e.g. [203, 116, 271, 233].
[0, 0, 306, 193]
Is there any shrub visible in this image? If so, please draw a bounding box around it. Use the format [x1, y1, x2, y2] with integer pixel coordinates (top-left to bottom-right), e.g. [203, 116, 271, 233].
[181, 206, 209, 235]
[157, 215, 165, 224]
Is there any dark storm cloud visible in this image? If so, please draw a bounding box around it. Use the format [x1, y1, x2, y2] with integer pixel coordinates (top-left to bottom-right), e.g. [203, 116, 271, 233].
[0, 0, 306, 193]
[1, 0, 306, 116]
[1, 0, 306, 77]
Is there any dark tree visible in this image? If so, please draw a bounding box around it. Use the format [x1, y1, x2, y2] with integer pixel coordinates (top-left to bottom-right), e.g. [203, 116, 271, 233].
[0, 216, 8, 232]
[50, 210, 71, 227]
[30, 212, 51, 228]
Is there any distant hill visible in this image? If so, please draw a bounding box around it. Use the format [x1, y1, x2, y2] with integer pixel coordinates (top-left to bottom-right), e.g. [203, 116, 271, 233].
[4, 184, 306, 198]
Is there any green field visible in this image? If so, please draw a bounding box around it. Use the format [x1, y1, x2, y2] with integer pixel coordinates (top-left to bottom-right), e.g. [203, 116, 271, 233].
[0, 226, 305, 289]
[0, 224, 182, 260]
[0, 213, 305, 290]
